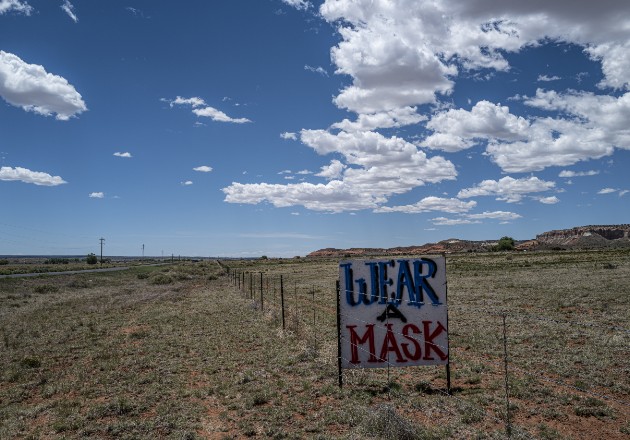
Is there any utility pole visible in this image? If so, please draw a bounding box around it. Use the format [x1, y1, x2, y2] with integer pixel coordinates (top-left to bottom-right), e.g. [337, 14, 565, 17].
[142, 244, 144, 258]
[99, 237, 105, 265]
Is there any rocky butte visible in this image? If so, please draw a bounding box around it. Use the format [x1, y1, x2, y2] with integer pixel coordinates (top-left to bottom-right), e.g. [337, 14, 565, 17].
[307, 225, 630, 258]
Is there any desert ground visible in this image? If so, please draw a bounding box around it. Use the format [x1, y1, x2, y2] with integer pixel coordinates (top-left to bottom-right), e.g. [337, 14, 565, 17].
[1, 249, 628, 439]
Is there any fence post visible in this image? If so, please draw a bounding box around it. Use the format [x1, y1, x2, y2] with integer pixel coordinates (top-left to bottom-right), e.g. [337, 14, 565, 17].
[502, 313, 512, 438]
[280, 275, 285, 330]
[336, 280, 342, 388]
[249, 273, 253, 299]
[260, 272, 264, 312]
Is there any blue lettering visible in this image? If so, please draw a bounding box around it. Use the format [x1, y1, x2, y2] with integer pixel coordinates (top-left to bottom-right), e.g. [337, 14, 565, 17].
[413, 259, 440, 305]
[340, 263, 359, 306]
[377, 260, 395, 304]
[396, 260, 418, 307]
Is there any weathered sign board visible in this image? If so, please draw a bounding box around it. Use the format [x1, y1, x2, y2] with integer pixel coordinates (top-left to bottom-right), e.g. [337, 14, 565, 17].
[338, 257, 448, 369]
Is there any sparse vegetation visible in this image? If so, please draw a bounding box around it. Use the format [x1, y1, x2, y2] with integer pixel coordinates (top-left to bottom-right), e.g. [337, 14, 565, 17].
[0, 251, 627, 439]
[86, 253, 98, 265]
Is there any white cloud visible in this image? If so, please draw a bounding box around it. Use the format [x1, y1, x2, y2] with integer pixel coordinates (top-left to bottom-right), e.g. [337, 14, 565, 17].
[0, 51, 87, 120]
[331, 107, 426, 132]
[0, 0, 32, 15]
[376, 197, 476, 214]
[466, 211, 522, 221]
[537, 75, 560, 82]
[424, 96, 622, 172]
[431, 217, 480, 226]
[61, 0, 78, 22]
[0, 166, 66, 186]
[192, 106, 251, 124]
[89, 192, 104, 198]
[165, 96, 206, 108]
[296, 169, 311, 175]
[224, 127, 456, 212]
[315, 160, 345, 180]
[223, 180, 385, 212]
[304, 65, 328, 76]
[164, 96, 251, 123]
[538, 196, 560, 204]
[282, 0, 311, 10]
[280, 132, 298, 140]
[597, 188, 617, 194]
[193, 165, 213, 172]
[113, 152, 132, 158]
[619, 190, 629, 197]
[321, 0, 630, 109]
[558, 170, 599, 177]
[458, 176, 556, 203]
[181, 181, 193, 186]
[424, 101, 530, 152]
[431, 210, 521, 225]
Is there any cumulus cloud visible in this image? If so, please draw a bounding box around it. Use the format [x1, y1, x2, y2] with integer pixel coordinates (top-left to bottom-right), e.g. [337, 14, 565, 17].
[89, 192, 104, 198]
[538, 196, 560, 204]
[181, 181, 193, 186]
[193, 165, 213, 172]
[61, 0, 77, 22]
[537, 75, 560, 82]
[458, 176, 556, 203]
[315, 160, 345, 180]
[281, 0, 311, 10]
[224, 121, 456, 212]
[597, 188, 617, 194]
[0, 166, 66, 186]
[321, 0, 630, 111]
[331, 107, 426, 132]
[424, 95, 626, 172]
[375, 197, 476, 214]
[280, 132, 298, 140]
[424, 101, 529, 152]
[164, 96, 251, 123]
[431, 210, 521, 226]
[0, 51, 87, 120]
[113, 152, 132, 158]
[0, 0, 32, 15]
[558, 170, 599, 177]
[304, 65, 328, 76]
[431, 217, 480, 226]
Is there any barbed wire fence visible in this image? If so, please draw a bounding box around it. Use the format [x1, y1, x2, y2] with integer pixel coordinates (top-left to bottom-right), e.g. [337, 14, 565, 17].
[221, 263, 630, 438]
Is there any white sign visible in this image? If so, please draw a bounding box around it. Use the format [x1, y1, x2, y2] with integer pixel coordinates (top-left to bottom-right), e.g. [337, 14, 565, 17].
[339, 257, 448, 369]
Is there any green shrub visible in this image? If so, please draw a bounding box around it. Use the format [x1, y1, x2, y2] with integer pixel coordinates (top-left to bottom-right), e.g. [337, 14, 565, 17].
[34, 284, 59, 294]
[149, 274, 173, 285]
[0, 259, 9, 265]
[137, 272, 150, 280]
[86, 253, 98, 265]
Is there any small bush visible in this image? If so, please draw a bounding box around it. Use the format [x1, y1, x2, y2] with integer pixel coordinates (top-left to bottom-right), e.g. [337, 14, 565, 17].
[137, 272, 150, 280]
[149, 274, 173, 285]
[0, 259, 9, 265]
[34, 284, 59, 294]
[86, 253, 98, 265]
[20, 356, 41, 369]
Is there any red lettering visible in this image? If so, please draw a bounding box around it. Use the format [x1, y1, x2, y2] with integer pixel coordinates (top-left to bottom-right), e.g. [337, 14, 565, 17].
[379, 324, 406, 363]
[422, 321, 448, 361]
[401, 323, 422, 360]
[346, 325, 378, 364]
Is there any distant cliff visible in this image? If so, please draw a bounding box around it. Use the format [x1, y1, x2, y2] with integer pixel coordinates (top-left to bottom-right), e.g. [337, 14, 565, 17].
[529, 224, 630, 250]
[307, 224, 630, 258]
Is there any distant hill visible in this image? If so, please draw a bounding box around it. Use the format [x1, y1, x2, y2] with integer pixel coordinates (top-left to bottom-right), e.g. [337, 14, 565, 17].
[306, 224, 630, 258]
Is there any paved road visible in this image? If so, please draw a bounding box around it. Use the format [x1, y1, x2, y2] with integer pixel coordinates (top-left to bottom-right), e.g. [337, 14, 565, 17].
[0, 266, 131, 279]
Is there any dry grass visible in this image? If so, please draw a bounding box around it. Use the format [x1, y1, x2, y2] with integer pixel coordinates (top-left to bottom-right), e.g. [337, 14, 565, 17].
[0, 250, 628, 439]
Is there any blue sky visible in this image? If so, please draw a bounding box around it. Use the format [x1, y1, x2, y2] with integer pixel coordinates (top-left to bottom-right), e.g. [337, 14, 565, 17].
[1, 0, 629, 257]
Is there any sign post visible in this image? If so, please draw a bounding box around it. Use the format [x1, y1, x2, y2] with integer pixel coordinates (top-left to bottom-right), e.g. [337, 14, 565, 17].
[337, 256, 449, 387]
